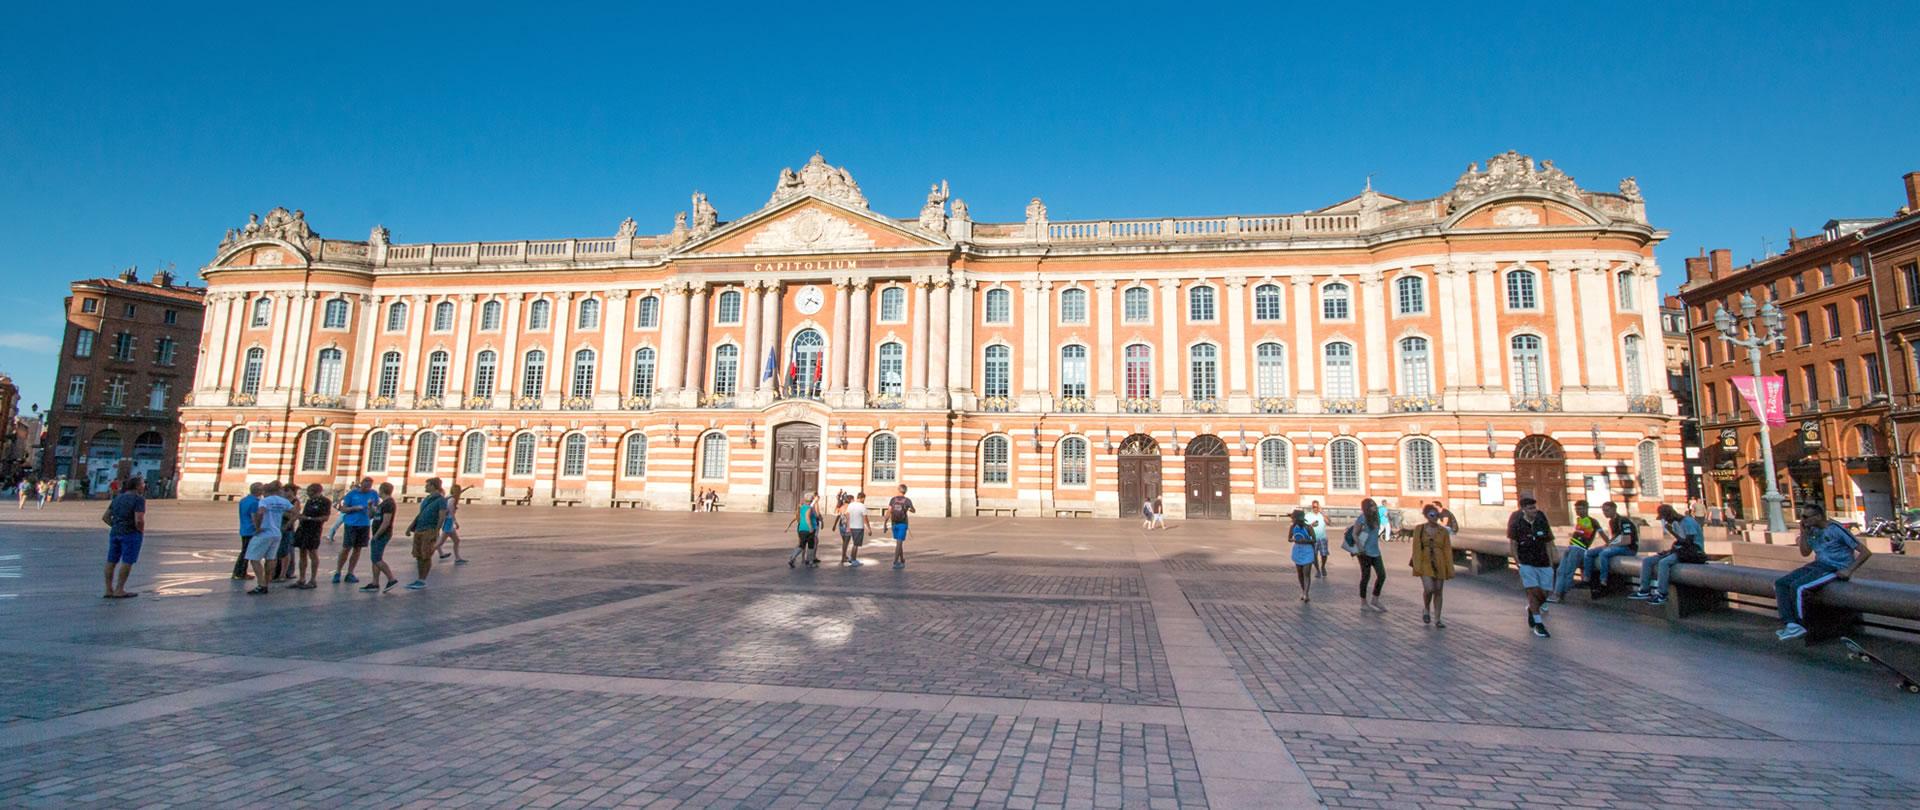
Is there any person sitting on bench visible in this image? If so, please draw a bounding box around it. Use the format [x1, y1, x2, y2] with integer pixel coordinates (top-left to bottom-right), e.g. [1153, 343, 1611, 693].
[1775, 503, 1872, 642]
[1630, 504, 1705, 607]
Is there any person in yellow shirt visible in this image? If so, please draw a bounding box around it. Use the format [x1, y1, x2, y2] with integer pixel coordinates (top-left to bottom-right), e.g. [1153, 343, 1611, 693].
[1408, 504, 1454, 627]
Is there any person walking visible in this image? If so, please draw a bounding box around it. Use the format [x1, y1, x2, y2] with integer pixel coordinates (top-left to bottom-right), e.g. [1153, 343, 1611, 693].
[232, 482, 261, 581]
[1550, 500, 1606, 603]
[786, 492, 820, 568]
[885, 484, 915, 569]
[16, 478, 32, 510]
[1433, 501, 1460, 534]
[846, 491, 869, 566]
[272, 486, 299, 582]
[1345, 497, 1387, 611]
[1288, 509, 1317, 602]
[360, 482, 402, 592]
[1140, 497, 1155, 530]
[1586, 501, 1640, 596]
[1409, 504, 1455, 627]
[1151, 495, 1167, 530]
[404, 478, 448, 590]
[332, 477, 376, 584]
[832, 492, 852, 565]
[101, 477, 147, 599]
[436, 484, 466, 564]
[245, 482, 294, 595]
[1630, 504, 1705, 607]
[1507, 497, 1556, 637]
[39, 478, 53, 508]
[1774, 503, 1872, 641]
[291, 483, 331, 590]
[1306, 501, 1329, 578]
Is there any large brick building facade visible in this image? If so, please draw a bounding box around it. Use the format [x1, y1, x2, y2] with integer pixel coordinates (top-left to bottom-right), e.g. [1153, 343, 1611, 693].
[42, 269, 206, 494]
[178, 152, 1680, 524]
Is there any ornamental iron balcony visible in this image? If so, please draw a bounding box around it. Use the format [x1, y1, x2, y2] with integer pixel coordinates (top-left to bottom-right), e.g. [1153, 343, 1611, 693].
[304, 393, 345, 408]
[464, 395, 493, 410]
[366, 395, 394, 409]
[782, 381, 825, 401]
[561, 396, 593, 411]
[1511, 394, 1563, 412]
[1187, 397, 1223, 414]
[1389, 395, 1438, 413]
[979, 395, 1014, 413]
[621, 395, 652, 411]
[1323, 397, 1364, 414]
[1255, 396, 1296, 414]
[231, 392, 258, 407]
[698, 393, 736, 409]
[1121, 397, 1160, 414]
[1627, 394, 1664, 414]
[1057, 396, 1092, 413]
[867, 393, 905, 409]
[417, 395, 445, 409]
[513, 396, 544, 411]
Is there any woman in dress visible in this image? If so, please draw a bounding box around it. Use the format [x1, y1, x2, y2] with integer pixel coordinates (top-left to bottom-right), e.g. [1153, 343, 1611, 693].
[1288, 509, 1317, 602]
[1347, 497, 1387, 611]
[1408, 504, 1455, 627]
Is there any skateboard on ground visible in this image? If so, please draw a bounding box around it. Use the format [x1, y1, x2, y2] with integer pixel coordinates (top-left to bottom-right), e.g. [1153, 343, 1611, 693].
[1842, 637, 1920, 694]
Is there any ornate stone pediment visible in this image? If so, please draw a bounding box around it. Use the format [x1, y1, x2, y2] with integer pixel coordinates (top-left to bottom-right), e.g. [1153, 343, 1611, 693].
[677, 198, 943, 256]
[1442, 151, 1579, 211]
[742, 208, 877, 252]
[220, 206, 315, 251]
[767, 153, 869, 209]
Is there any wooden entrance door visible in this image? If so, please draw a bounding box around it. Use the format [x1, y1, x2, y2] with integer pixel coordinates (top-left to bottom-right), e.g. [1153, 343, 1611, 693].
[1117, 433, 1162, 516]
[1513, 435, 1569, 524]
[771, 422, 821, 513]
[1183, 435, 1231, 520]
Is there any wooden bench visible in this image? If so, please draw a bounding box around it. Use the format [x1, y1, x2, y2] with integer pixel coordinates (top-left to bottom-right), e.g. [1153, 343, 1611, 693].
[498, 488, 532, 506]
[551, 488, 586, 507]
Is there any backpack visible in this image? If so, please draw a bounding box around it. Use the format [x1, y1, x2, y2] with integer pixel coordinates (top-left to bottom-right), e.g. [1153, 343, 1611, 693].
[1341, 522, 1359, 555]
[889, 498, 910, 524]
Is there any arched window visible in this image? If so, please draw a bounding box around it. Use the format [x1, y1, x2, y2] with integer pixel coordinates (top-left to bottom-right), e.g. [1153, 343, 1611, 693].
[1060, 345, 1088, 399]
[1059, 288, 1088, 323]
[1321, 283, 1351, 320]
[226, 428, 251, 469]
[250, 297, 272, 327]
[300, 429, 332, 473]
[1328, 437, 1361, 492]
[1398, 337, 1431, 397]
[472, 350, 498, 396]
[480, 300, 502, 331]
[576, 297, 601, 330]
[1255, 342, 1288, 398]
[1323, 342, 1356, 398]
[983, 345, 1012, 398]
[711, 344, 739, 396]
[1617, 270, 1638, 310]
[1506, 268, 1539, 309]
[1510, 335, 1546, 397]
[432, 301, 454, 332]
[462, 432, 485, 475]
[1404, 437, 1438, 493]
[527, 299, 551, 330]
[561, 434, 587, 476]
[240, 348, 265, 396]
[510, 433, 536, 476]
[980, 436, 1010, 484]
[1857, 425, 1879, 455]
[1395, 276, 1426, 315]
[322, 298, 349, 329]
[1189, 343, 1219, 400]
[521, 349, 547, 398]
[310, 348, 343, 397]
[870, 433, 899, 482]
[877, 342, 905, 396]
[789, 329, 825, 398]
[385, 301, 407, 332]
[700, 433, 728, 479]
[623, 435, 648, 477]
[1187, 286, 1216, 321]
[1124, 344, 1153, 399]
[1060, 437, 1089, 485]
[631, 347, 657, 397]
[636, 295, 660, 328]
[571, 348, 596, 398]
[1123, 286, 1151, 322]
[1636, 440, 1662, 497]
[1258, 438, 1291, 489]
[984, 288, 1012, 324]
[413, 432, 438, 473]
[377, 351, 402, 399]
[425, 351, 450, 398]
[365, 431, 389, 473]
[714, 291, 740, 325]
[879, 287, 907, 322]
[1622, 334, 1645, 398]
[1253, 284, 1284, 321]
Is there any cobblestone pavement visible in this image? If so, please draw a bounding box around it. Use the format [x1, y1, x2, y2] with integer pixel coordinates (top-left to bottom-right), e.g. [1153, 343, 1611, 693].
[3, 501, 1918, 808]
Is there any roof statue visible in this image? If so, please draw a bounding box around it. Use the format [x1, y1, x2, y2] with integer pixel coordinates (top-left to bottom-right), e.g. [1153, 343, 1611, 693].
[1618, 176, 1643, 202]
[219, 206, 316, 251]
[919, 180, 949, 233]
[951, 198, 969, 222]
[369, 224, 390, 247]
[1025, 196, 1048, 225]
[616, 216, 638, 239]
[767, 152, 869, 209]
[1442, 151, 1579, 211]
[690, 192, 718, 235]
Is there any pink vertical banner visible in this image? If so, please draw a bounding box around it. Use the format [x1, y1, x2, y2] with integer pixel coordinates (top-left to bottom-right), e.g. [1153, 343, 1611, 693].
[1732, 375, 1787, 427]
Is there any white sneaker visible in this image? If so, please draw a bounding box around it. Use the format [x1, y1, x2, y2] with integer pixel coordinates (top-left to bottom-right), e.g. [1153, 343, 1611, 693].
[1776, 623, 1807, 641]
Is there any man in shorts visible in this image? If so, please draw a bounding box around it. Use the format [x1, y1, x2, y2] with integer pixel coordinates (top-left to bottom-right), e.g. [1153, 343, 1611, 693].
[361, 482, 402, 592]
[291, 483, 331, 589]
[333, 477, 377, 584]
[844, 491, 869, 566]
[405, 478, 448, 590]
[1305, 501, 1329, 578]
[1507, 496, 1556, 638]
[102, 476, 147, 599]
[233, 482, 262, 580]
[245, 482, 295, 594]
[884, 484, 915, 569]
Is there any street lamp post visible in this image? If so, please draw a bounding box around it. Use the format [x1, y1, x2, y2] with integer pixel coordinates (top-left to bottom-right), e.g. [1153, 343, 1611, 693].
[1713, 293, 1788, 533]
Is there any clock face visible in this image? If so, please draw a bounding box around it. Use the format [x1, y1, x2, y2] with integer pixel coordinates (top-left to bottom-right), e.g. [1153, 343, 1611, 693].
[794, 285, 825, 315]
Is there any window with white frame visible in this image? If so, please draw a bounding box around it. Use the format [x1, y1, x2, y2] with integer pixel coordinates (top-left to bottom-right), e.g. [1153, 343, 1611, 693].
[1617, 271, 1638, 310]
[241, 348, 265, 396]
[300, 429, 332, 472]
[1060, 345, 1088, 399]
[1321, 283, 1351, 320]
[480, 300, 502, 331]
[251, 296, 272, 327]
[1255, 342, 1287, 398]
[1189, 343, 1219, 400]
[146, 382, 168, 414]
[433, 301, 454, 332]
[159, 338, 182, 366]
[1506, 269, 1539, 309]
[74, 329, 94, 358]
[527, 299, 551, 330]
[1124, 344, 1152, 399]
[576, 297, 601, 330]
[226, 428, 251, 469]
[877, 342, 904, 396]
[870, 433, 898, 482]
[1253, 284, 1284, 321]
[323, 298, 349, 329]
[714, 291, 740, 325]
[425, 351, 450, 398]
[1636, 440, 1661, 497]
[462, 432, 485, 475]
[624, 435, 648, 477]
[1328, 438, 1361, 491]
[413, 432, 438, 473]
[712, 344, 738, 396]
[983, 345, 1011, 398]
[571, 349, 596, 398]
[1395, 276, 1426, 315]
[365, 431, 388, 473]
[1123, 286, 1151, 322]
[561, 434, 586, 476]
[636, 295, 660, 328]
[1187, 286, 1216, 321]
[1258, 438, 1291, 489]
[1323, 342, 1356, 398]
[981, 436, 1010, 484]
[1060, 437, 1089, 485]
[1059, 288, 1088, 323]
[984, 288, 1012, 324]
[1398, 337, 1431, 397]
[521, 349, 546, 398]
[879, 287, 907, 322]
[106, 376, 127, 408]
[631, 348, 656, 397]
[473, 350, 498, 395]
[377, 351, 401, 399]
[1403, 437, 1438, 492]
[1509, 334, 1546, 397]
[66, 375, 86, 405]
[510, 433, 535, 475]
[385, 301, 407, 332]
[315, 348, 344, 396]
[1622, 335, 1645, 397]
[700, 433, 728, 479]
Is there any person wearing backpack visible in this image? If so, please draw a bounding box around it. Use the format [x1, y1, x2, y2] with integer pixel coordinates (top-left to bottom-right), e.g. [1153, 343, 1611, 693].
[884, 484, 915, 569]
[1630, 504, 1706, 607]
[786, 492, 820, 568]
[1344, 497, 1387, 612]
[1287, 510, 1317, 602]
[1774, 503, 1872, 641]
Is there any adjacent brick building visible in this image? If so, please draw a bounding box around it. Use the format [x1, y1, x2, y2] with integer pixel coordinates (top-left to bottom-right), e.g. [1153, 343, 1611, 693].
[0, 372, 20, 482]
[1659, 296, 1703, 500]
[1865, 172, 1920, 510]
[41, 268, 206, 495]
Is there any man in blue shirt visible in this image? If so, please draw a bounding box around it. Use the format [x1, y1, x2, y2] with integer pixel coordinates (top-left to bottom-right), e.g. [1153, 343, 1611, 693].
[232, 482, 262, 580]
[1776, 503, 1873, 641]
[331, 478, 378, 584]
[1630, 504, 1705, 607]
[103, 477, 147, 599]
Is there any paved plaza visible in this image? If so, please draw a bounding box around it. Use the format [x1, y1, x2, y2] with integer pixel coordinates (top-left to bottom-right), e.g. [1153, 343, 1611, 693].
[2, 502, 1918, 808]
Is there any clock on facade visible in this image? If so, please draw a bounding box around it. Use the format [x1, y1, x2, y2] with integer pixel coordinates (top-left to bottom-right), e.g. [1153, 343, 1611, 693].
[794, 285, 825, 315]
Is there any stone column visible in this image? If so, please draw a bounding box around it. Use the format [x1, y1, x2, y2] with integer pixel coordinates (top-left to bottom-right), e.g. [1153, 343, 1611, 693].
[681, 284, 708, 400]
[1362, 274, 1389, 404]
[831, 279, 853, 399]
[1020, 280, 1042, 397]
[658, 283, 688, 398]
[759, 282, 783, 403]
[1094, 279, 1117, 409]
[548, 292, 573, 399]
[262, 292, 292, 392]
[949, 275, 974, 408]
[1159, 279, 1181, 404]
[740, 281, 763, 397]
[401, 294, 428, 402]
[286, 292, 318, 399]
[1435, 264, 1465, 396]
[599, 290, 629, 408]
[848, 280, 871, 402]
[1290, 275, 1316, 404]
[911, 276, 932, 399]
[1474, 263, 1502, 389]
[497, 294, 523, 407]
[352, 295, 382, 405]
[1225, 277, 1249, 406]
[1637, 261, 1667, 408]
[197, 293, 228, 391]
[1548, 261, 1580, 397]
[1575, 261, 1618, 390]
[1031, 280, 1050, 407]
[450, 294, 475, 403]
[928, 276, 950, 402]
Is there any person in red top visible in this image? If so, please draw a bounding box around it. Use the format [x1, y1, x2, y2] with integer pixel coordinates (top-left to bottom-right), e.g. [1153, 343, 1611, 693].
[883, 484, 915, 569]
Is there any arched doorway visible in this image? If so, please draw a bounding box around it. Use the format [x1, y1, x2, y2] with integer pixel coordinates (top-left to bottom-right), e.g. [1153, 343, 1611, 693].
[1117, 433, 1162, 515]
[131, 431, 166, 492]
[1513, 435, 1568, 523]
[1183, 434, 1231, 519]
[85, 429, 124, 495]
[770, 421, 821, 513]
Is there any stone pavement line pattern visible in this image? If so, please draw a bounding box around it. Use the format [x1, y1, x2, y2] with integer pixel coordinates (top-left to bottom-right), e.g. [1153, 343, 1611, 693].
[0, 653, 238, 725]
[1136, 536, 1323, 809]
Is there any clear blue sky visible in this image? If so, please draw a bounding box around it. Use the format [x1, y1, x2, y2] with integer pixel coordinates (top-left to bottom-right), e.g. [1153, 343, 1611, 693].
[3, 2, 1916, 412]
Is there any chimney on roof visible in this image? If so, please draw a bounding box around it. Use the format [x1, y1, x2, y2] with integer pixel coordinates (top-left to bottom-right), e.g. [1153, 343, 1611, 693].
[1685, 254, 1712, 285]
[1710, 248, 1732, 279]
[1904, 171, 1920, 214]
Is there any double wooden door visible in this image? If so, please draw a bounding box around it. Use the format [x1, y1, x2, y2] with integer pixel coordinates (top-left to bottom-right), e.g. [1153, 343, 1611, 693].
[1513, 435, 1569, 524]
[1116, 433, 1162, 516]
[1183, 435, 1231, 520]
[770, 422, 821, 513]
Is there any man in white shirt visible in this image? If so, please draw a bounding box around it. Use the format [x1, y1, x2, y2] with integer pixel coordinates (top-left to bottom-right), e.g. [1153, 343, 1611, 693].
[844, 491, 869, 567]
[244, 482, 295, 595]
[1305, 501, 1329, 578]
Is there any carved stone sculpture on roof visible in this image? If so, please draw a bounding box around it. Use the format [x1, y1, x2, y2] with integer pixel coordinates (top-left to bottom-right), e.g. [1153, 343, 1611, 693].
[919, 180, 949, 233]
[1618, 176, 1643, 202]
[1442, 151, 1580, 211]
[765, 153, 870, 209]
[1025, 197, 1048, 225]
[951, 198, 969, 222]
[690, 192, 718, 235]
[616, 217, 638, 239]
[369, 225, 390, 247]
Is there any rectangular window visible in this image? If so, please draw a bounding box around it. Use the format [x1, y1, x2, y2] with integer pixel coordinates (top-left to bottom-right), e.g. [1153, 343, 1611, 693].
[1796, 312, 1812, 346]
[1904, 264, 1920, 308]
[1187, 287, 1216, 322]
[113, 332, 136, 361]
[1059, 347, 1088, 399]
[1703, 382, 1716, 416]
[1123, 346, 1152, 399]
[1059, 440, 1087, 486]
[123, 303, 136, 318]
[1823, 303, 1840, 339]
[1700, 338, 1716, 366]
[1801, 365, 1818, 403]
[1850, 255, 1865, 279]
[74, 329, 94, 358]
[1189, 348, 1218, 400]
[1866, 353, 1883, 396]
[66, 375, 86, 405]
[1856, 296, 1872, 333]
[1793, 274, 1806, 295]
[156, 337, 177, 366]
[149, 382, 168, 411]
[1820, 264, 1835, 287]
[80, 298, 97, 313]
[1831, 359, 1849, 401]
[981, 438, 1009, 484]
[106, 377, 127, 408]
[164, 309, 178, 325]
[1123, 288, 1150, 323]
